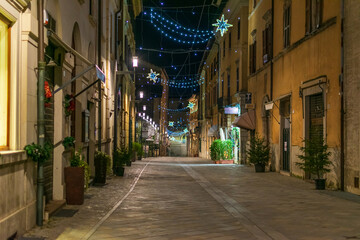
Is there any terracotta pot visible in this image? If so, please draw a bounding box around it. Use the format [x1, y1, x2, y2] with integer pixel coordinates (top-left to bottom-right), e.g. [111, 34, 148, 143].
[214, 160, 234, 164]
[64, 167, 84, 205]
[315, 179, 326, 190]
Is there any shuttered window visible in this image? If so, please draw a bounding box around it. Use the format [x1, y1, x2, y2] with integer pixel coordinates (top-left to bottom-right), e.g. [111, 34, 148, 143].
[0, 19, 9, 149]
[283, 5, 291, 48]
[229, 32, 231, 50]
[262, 25, 272, 64]
[237, 19, 240, 40]
[306, 0, 323, 34]
[249, 41, 256, 74]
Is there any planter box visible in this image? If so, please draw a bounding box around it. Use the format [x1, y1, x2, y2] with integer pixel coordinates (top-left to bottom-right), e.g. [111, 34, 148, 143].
[64, 167, 84, 205]
[114, 166, 125, 176]
[214, 160, 234, 164]
[254, 163, 265, 172]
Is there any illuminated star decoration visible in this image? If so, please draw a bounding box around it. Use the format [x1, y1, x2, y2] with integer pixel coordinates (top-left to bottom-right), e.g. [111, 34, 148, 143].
[168, 121, 174, 127]
[170, 137, 176, 141]
[147, 69, 160, 83]
[187, 102, 195, 110]
[183, 128, 189, 134]
[212, 14, 233, 37]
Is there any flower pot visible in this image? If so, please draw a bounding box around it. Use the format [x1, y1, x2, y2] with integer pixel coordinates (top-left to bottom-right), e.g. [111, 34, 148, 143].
[254, 163, 265, 172]
[214, 160, 234, 164]
[114, 166, 125, 176]
[64, 167, 84, 205]
[94, 156, 107, 184]
[126, 161, 132, 167]
[315, 179, 326, 190]
[137, 155, 142, 160]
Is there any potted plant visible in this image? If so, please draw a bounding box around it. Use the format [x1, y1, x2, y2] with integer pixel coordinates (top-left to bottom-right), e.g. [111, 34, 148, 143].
[220, 140, 234, 164]
[113, 148, 126, 176]
[63, 137, 89, 205]
[246, 134, 270, 172]
[24, 142, 52, 163]
[132, 142, 143, 161]
[210, 139, 222, 163]
[94, 151, 111, 185]
[296, 135, 332, 190]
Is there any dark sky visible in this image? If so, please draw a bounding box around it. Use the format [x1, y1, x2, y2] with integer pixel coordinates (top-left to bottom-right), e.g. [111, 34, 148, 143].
[134, 0, 226, 98]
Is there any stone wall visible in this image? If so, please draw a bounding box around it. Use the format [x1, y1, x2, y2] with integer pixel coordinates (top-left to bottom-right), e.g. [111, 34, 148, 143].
[0, 152, 36, 239]
[344, 0, 360, 195]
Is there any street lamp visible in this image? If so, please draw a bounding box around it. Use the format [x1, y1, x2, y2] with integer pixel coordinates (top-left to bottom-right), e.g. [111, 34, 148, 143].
[139, 91, 144, 99]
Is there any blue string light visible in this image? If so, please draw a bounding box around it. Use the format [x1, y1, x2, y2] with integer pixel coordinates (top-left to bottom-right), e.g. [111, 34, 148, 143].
[150, 9, 214, 44]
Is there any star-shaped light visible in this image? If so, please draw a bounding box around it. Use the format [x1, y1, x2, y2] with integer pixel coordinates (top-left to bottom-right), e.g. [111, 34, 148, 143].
[168, 121, 174, 127]
[183, 128, 189, 134]
[212, 14, 233, 37]
[147, 69, 160, 82]
[187, 102, 195, 110]
[170, 137, 175, 141]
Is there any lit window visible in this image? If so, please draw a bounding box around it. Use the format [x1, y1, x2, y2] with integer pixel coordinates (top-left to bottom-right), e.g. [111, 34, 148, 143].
[0, 19, 9, 149]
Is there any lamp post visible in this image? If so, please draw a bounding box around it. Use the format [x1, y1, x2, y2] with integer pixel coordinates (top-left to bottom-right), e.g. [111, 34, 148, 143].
[129, 56, 138, 150]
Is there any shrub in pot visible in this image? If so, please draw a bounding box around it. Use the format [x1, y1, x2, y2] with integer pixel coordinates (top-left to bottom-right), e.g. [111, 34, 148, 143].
[246, 134, 270, 172]
[113, 148, 127, 176]
[94, 151, 111, 184]
[210, 139, 222, 162]
[296, 135, 332, 190]
[132, 142, 143, 160]
[221, 140, 234, 163]
[64, 149, 90, 205]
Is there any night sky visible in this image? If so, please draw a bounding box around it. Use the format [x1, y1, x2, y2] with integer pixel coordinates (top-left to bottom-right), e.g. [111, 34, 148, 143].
[134, 0, 226, 98]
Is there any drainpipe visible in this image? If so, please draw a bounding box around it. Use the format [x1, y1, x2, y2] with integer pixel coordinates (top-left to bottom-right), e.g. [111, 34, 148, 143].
[36, 0, 45, 226]
[98, 0, 102, 151]
[270, 0, 274, 101]
[340, 0, 345, 191]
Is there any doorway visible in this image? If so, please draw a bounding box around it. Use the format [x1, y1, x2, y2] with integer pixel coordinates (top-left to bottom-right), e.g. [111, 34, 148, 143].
[280, 97, 291, 172]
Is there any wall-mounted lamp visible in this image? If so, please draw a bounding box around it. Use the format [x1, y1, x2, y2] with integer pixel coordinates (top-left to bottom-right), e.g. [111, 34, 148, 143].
[139, 91, 144, 99]
[132, 56, 138, 68]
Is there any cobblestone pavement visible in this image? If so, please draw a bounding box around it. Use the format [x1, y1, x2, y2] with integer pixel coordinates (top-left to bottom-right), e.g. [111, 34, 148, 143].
[24, 157, 360, 240]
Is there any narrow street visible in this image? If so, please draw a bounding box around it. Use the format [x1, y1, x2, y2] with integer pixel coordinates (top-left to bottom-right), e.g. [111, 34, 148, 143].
[25, 157, 360, 240]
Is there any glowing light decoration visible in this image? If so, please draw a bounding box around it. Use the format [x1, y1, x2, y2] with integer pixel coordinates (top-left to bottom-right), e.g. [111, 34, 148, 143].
[183, 128, 189, 133]
[147, 69, 159, 83]
[169, 121, 174, 127]
[150, 9, 214, 44]
[212, 14, 233, 37]
[187, 102, 195, 110]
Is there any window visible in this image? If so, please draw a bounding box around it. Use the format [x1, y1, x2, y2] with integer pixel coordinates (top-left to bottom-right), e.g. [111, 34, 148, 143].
[253, 0, 257, 9]
[236, 67, 239, 91]
[283, 5, 291, 48]
[262, 25, 272, 64]
[227, 73, 230, 98]
[89, 0, 94, 16]
[223, 40, 225, 57]
[229, 32, 231, 50]
[0, 19, 9, 149]
[306, 0, 323, 34]
[237, 19, 241, 40]
[249, 41, 256, 74]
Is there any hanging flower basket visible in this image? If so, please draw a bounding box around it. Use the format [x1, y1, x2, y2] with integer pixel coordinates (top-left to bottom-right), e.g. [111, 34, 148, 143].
[64, 94, 75, 116]
[44, 81, 52, 107]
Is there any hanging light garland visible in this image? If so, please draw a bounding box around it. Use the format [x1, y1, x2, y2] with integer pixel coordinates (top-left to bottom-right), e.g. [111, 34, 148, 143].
[150, 9, 214, 44]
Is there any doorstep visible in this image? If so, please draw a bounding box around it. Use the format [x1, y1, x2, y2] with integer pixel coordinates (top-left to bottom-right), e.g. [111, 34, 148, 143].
[45, 200, 66, 219]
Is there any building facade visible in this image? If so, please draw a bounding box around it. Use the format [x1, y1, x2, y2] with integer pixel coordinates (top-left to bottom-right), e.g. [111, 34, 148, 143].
[344, 0, 360, 194]
[0, 0, 140, 238]
[198, 0, 249, 162]
[247, 0, 341, 187]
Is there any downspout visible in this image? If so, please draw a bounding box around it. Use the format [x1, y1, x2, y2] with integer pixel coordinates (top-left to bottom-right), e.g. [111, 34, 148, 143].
[270, 0, 274, 101]
[98, 0, 102, 151]
[36, 0, 45, 226]
[340, 0, 345, 191]
[113, 8, 121, 161]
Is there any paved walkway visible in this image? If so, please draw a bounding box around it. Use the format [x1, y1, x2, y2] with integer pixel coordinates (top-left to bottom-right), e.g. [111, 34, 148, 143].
[24, 157, 360, 240]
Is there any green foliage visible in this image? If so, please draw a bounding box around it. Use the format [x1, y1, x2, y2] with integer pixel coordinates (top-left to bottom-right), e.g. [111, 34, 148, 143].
[24, 142, 52, 163]
[95, 150, 112, 174]
[221, 140, 234, 160]
[113, 147, 131, 167]
[71, 149, 90, 189]
[296, 135, 332, 179]
[246, 134, 270, 166]
[210, 140, 233, 160]
[210, 140, 222, 160]
[62, 136, 75, 150]
[132, 142, 143, 156]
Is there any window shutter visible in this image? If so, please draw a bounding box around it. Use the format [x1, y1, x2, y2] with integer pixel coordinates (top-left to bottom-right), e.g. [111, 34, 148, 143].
[305, 0, 311, 33]
[268, 25, 272, 58]
[249, 44, 253, 74]
[262, 30, 266, 58]
[316, 0, 323, 28]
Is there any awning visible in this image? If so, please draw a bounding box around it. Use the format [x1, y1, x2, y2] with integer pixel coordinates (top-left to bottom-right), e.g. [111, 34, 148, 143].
[208, 125, 219, 137]
[232, 109, 256, 130]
